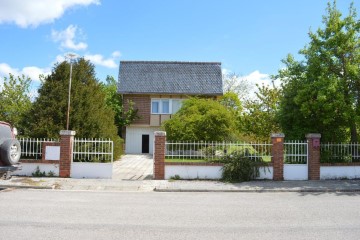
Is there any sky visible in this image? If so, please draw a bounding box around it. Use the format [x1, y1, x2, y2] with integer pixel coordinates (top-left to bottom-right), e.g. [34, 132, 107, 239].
[0, 0, 359, 95]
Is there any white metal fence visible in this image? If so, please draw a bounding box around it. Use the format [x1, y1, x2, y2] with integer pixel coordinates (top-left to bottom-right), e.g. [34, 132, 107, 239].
[284, 141, 308, 164]
[73, 138, 113, 163]
[165, 141, 272, 162]
[321, 143, 360, 163]
[19, 138, 58, 160]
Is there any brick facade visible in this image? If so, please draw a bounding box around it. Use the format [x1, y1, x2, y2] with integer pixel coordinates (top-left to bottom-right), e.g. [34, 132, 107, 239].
[271, 133, 285, 181]
[153, 131, 166, 180]
[59, 130, 76, 178]
[307, 133, 321, 180]
[123, 94, 151, 125]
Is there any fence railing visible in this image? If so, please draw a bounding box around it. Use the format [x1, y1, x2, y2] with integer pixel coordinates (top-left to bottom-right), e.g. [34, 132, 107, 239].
[73, 138, 113, 163]
[165, 141, 272, 162]
[284, 141, 308, 164]
[321, 143, 360, 163]
[19, 138, 59, 160]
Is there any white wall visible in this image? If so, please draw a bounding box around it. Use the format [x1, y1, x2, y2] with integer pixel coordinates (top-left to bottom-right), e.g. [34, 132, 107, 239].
[14, 163, 59, 176]
[321, 166, 360, 180]
[71, 162, 113, 179]
[165, 165, 222, 180]
[258, 166, 273, 180]
[284, 164, 308, 180]
[125, 126, 160, 154]
[165, 165, 273, 180]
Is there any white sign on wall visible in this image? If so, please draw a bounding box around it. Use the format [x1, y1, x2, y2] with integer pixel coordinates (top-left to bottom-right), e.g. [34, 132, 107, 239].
[45, 146, 60, 161]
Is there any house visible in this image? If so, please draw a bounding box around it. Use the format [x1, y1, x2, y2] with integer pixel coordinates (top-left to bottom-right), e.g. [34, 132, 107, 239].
[118, 61, 223, 154]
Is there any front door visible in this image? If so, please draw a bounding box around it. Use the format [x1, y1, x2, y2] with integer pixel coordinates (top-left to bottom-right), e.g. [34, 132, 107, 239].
[142, 135, 150, 153]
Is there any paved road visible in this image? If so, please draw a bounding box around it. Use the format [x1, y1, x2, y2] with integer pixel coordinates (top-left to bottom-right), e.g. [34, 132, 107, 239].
[0, 189, 359, 240]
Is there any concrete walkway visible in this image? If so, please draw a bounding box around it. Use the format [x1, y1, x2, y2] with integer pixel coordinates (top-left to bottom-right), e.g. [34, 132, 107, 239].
[1, 177, 360, 193]
[112, 154, 153, 180]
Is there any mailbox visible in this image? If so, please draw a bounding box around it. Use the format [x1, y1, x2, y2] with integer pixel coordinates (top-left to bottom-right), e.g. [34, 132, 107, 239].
[313, 139, 320, 148]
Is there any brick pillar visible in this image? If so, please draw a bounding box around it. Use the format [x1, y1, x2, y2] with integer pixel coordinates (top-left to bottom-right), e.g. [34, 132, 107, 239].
[59, 130, 76, 178]
[306, 133, 321, 180]
[153, 131, 166, 180]
[271, 133, 285, 181]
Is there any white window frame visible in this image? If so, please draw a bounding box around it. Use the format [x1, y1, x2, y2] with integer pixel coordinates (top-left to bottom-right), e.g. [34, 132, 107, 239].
[151, 99, 184, 114]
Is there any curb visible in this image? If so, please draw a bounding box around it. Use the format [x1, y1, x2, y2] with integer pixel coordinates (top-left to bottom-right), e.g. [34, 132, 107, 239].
[0, 185, 53, 190]
[154, 188, 360, 193]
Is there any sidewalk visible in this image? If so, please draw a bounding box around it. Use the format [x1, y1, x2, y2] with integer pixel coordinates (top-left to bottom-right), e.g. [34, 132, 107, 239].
[1, 177, 360, 192]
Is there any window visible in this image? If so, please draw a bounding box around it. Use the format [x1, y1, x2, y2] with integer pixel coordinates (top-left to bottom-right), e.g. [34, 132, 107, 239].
[151, 101, 160, 114]
[151, 99, 184, 114]
[162, 100, 170, 114]
[172, 100, 183, 113]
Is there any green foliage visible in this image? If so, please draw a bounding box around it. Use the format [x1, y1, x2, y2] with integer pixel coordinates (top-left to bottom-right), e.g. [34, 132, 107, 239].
[275, 1, 360, 142]
[163, 98, 237, 141]
[101, 75, 138, 137]
[27, 58, 123, 159]
[0, 74, 32, 135]
[219, 91, 242, 114]
[221, 151, 266, 182]
[242, 83, 281, 141]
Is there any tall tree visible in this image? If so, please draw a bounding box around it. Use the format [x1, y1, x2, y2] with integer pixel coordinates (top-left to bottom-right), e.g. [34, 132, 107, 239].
[0, 74, 32, 134]
[27, 58, 123, 156]
[275, 1, 360, 142]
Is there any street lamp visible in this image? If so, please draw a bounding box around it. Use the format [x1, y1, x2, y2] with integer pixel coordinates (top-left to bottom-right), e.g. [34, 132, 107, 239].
[65, 53, 78, 130]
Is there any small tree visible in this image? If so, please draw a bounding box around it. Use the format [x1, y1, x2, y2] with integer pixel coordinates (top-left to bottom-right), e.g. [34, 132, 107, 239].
[0, 74, 32, 135]
[163, 98, 237, 141]
[241, 82, 281, 141]
[101, 75, 138, 137]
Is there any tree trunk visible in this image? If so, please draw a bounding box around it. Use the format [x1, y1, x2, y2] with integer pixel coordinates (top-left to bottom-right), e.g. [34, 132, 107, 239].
[350, 120, 357, 143]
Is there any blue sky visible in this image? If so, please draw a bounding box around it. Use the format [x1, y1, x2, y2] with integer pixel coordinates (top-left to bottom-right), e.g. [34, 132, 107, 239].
[0, 0, 359, 94]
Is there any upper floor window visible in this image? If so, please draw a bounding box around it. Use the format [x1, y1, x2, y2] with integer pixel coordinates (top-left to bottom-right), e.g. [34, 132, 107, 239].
[151, 99, 183, 114]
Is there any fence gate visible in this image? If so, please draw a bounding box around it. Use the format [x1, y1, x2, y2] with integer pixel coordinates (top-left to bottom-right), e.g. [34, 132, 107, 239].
[284, 141, 308, 180]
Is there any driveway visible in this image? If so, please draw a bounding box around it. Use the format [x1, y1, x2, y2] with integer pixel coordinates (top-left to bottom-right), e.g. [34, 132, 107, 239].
[113, 154, 153, 180]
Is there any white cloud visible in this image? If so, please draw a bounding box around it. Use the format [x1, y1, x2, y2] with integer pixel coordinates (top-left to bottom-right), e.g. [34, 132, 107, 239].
[0, 0, 100, 28]
[111, 51, 121, 58]
[0, 63, 50, 82]
[52, 25, 88, 51]
[242, 70, 272, 87]
[84, 54, 118, 68]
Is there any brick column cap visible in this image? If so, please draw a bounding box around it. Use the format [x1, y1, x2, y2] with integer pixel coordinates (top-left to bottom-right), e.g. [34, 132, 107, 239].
[60, 130, 76, 136]
[271, 133, 285, 138]
[155, 131, 166, 136]
[306, 133, 321, 139]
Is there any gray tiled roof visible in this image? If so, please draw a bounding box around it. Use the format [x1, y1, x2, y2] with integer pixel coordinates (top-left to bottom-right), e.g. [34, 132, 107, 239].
[118, 61, 223, 95]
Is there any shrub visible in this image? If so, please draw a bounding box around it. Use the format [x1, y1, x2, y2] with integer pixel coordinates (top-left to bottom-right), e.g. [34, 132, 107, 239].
[221, 151, 266, 182]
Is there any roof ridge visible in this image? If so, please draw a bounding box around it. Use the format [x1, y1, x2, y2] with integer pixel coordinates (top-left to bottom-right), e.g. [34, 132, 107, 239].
[120, 60, 221, 65]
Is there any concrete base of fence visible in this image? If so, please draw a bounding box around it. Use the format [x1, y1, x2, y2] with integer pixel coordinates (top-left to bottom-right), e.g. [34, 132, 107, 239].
[258, 166, 273, 180]
[164, 165, 273, 180]
[284, 164, 308, 180]
[14, 163, 59, 177]
[165, 165, 223, 180]
[71, 162, 113, 179]
[320, 166, 360, 180]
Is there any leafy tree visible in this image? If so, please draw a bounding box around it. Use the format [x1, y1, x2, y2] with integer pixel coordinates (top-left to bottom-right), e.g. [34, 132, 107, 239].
[223, 72, 253, 102]
[219, 91, 242, 115]
[27, 58, 123, 157]
[0, 74, 32, 134]
[101, 75, 138, 137]
[241, 82, 281, 141]
[162, 98, 236, 141]
[275, 1, 360, 142]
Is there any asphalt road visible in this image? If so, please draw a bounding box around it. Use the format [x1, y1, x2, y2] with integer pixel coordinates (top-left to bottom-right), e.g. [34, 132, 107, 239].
[0, 189, 359, 240]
